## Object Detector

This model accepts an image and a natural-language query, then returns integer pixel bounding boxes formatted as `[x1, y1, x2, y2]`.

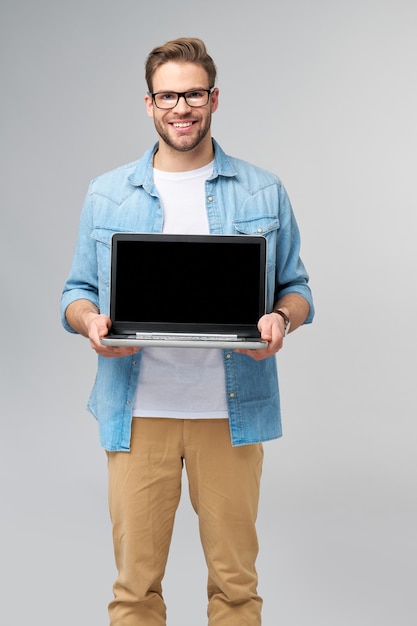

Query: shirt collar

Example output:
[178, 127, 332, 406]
[128, 138, 237, 190]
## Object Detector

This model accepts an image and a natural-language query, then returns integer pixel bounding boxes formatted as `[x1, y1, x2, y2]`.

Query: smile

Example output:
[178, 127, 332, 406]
[171, 122, 194, 128]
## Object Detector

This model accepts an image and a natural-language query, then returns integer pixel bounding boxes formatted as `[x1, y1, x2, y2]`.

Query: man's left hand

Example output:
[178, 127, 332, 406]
[234, 312, 286, 361]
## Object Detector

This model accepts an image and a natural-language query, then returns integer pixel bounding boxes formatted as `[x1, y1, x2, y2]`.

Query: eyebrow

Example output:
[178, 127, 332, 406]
[153, 86, 210, 93]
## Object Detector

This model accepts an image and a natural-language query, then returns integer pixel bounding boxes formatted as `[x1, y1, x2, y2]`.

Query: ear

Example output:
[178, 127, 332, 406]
[144, 93, 154, 118]
[210, 87, 219, 113]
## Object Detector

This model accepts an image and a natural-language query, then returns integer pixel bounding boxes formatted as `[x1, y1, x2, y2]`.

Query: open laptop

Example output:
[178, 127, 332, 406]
[100, 232, 268, 350]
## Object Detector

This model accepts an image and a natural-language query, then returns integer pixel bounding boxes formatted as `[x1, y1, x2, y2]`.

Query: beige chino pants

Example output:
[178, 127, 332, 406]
[107, 417, 264, 626]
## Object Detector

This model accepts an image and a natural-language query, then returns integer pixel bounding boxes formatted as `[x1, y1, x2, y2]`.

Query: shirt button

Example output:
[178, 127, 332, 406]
[127, 400, 131, 405]
[208, 196, 213, 202]
[226, 353, 231, 359]
[133, 361, 138, 366]
[229, 392, 235, 398]
[257, 227, 263, 233]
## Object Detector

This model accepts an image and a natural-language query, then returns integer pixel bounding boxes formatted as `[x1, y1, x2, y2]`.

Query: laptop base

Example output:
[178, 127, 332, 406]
[100, 335, 268, 350]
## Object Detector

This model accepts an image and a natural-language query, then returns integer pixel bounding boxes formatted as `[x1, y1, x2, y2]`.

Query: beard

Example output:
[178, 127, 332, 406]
[153, 113, 212, 153]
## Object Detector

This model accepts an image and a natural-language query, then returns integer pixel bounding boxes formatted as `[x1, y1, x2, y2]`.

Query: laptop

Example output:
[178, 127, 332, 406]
[100, 232, 268, 350]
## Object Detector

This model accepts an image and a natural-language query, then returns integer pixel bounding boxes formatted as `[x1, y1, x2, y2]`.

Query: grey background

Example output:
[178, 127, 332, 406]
[1, 0, 416, 624]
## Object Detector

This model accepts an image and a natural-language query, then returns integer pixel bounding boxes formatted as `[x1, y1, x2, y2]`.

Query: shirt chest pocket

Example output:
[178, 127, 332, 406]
[233, 216, 279, 236]
[91, 226, 130, 287]
[233, 216, 279, 272]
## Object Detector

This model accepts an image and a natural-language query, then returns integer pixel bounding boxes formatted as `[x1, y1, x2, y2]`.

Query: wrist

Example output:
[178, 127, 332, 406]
[81, 308, 99, 332]
[271, 309, 291, 336]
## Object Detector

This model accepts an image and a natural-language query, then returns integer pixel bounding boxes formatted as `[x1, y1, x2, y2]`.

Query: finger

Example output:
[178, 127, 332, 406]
[101, 346, 141, 358]
[234, 347, 269, 360]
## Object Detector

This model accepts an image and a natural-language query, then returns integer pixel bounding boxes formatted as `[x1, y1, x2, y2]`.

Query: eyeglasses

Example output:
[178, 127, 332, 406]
[148, 88, 214, 110]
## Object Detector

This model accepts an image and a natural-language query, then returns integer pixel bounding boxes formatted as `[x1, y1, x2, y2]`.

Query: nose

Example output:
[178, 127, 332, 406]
[174, 94, 191, 112]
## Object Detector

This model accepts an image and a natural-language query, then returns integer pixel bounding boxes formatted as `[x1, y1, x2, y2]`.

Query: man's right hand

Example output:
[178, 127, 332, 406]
[86, 312, 141, 358]
[65, 300, 141, 358]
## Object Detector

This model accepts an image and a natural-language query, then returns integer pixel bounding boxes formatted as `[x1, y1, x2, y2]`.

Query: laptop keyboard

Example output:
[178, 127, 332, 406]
[134, 333, 243, 342]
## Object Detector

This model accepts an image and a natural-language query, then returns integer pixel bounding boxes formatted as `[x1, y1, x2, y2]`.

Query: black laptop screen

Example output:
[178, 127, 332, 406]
[110, 234, 266, 327]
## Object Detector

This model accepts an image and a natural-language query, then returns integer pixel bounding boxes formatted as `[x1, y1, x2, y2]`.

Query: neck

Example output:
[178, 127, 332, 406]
[153, 136, 214, 172]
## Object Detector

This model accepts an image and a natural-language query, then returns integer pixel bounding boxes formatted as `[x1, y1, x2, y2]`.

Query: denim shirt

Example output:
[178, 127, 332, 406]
[61, 139, 314, 451]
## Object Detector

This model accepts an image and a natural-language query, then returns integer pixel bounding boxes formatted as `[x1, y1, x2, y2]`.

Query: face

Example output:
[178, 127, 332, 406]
[145, 61, 219, 154]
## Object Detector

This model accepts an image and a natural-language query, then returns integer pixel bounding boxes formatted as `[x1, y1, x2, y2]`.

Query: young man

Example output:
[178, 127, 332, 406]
[61, 37, 314, 626]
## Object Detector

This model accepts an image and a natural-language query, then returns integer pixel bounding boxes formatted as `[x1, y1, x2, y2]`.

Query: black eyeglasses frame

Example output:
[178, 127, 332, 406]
[147, 88, 214, 110]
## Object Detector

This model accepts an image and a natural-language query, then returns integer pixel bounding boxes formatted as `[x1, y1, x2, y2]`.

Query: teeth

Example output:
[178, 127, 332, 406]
[173, 122, 192, 128]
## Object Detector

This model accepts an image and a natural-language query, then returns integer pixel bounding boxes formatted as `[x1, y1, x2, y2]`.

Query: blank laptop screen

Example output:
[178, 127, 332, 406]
[111, 235, 266, 327]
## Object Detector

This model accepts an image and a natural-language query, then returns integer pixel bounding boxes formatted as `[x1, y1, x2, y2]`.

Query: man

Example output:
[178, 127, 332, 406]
[61, 37, 314, 626]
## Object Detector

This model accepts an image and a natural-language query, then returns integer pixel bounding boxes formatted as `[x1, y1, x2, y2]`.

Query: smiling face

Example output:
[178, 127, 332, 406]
[145, 61, 219, 170]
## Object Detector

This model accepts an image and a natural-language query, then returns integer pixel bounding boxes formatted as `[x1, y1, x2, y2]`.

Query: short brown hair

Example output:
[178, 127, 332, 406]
[145, 37, 217, 92]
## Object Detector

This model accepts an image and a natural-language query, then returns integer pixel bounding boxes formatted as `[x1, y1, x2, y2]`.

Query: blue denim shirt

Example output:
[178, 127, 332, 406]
[61, 140, 314, 451]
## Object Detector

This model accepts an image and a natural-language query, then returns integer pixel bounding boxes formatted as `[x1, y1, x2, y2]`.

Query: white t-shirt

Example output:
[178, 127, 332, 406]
[132, 162, 228, 419]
